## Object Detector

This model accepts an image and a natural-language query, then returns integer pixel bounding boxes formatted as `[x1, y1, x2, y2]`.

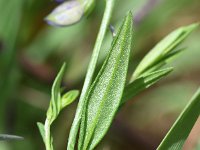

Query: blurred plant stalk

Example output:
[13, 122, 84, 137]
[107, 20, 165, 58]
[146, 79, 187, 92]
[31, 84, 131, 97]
[0, 0, 24, 133]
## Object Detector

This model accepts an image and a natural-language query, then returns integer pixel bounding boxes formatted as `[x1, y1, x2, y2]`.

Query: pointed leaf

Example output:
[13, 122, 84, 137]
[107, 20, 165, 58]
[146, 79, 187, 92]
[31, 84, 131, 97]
[47, 63, 66, 123]
[78, 12, 133, 150]
[67, 1, 117, 149]
[131, 23, 199, 80]
[121, 68, 173, 105]
[37, 122, 45, 143]
[157, 87, 200, 150]
[141, 48, 184, 76]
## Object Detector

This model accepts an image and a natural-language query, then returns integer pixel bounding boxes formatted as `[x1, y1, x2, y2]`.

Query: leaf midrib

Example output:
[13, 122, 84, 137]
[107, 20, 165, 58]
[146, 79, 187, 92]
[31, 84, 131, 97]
[83, 33, 128, 150]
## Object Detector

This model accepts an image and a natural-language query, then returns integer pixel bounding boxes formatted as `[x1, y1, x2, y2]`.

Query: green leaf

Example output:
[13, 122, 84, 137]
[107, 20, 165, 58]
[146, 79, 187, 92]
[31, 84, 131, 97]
[61, 90, 79, 109]
[37, 122, 45, 143]
[121, 68, 173, 105]
[0, 134, 24, 141]
[67, 0, 116, 149]
[38, 63, 77, 150]
[47, 63, 66, 123]
[131, 23, 199, 81]
[141, 48, 184, 76]
[78, 12, 133, 150]
[157, 87, 200, 150]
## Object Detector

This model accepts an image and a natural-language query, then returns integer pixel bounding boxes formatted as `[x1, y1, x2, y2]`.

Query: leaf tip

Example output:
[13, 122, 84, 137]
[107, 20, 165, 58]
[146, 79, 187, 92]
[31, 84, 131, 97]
[126, 11, 133, 25]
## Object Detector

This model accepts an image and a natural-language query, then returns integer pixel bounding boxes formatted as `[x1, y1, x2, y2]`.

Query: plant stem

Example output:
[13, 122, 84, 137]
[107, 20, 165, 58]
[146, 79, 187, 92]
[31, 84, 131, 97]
[67, 0, 116, 149]
[44, 119, 53, 150]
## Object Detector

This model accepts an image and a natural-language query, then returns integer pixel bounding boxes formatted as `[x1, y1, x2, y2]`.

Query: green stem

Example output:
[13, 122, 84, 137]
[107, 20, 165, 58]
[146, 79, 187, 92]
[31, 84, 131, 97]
[67, 0, 116, 149]
[44, 119, 53, 150]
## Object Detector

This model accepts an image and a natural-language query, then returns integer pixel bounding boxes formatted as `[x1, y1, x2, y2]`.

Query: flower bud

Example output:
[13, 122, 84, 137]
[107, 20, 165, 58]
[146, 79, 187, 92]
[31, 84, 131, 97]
[45, 0, 84, 27]
[55, 0, 65, 3]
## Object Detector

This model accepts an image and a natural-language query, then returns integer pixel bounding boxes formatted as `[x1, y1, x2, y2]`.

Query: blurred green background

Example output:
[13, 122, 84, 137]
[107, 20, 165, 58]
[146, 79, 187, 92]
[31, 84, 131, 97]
[0, 0, 200, 149]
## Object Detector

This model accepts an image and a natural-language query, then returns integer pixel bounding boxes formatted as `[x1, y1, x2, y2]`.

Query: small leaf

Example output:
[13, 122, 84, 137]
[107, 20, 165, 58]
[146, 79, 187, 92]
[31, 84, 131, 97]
[121, 68, 173, 105]
[61, 90, 79, 109]
[37, 122, 45, 143]
[131, 23, 199, 80]
[157, 87, 200, 150]
[45, 1, 84, 27]
[47, 63, 66, 123]
[0, 134, 24, 141]
[78, 12, 133, 150]
[141, 48, 185, 76]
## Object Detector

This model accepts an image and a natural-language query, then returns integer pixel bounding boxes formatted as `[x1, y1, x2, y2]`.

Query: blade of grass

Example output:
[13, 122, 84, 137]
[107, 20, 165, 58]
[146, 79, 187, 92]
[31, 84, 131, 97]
[157, 87, 200, 150]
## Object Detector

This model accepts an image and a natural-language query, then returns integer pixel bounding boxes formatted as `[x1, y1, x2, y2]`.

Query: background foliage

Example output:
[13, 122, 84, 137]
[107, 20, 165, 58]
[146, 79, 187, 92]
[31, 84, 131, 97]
[0, 0, 200, 149]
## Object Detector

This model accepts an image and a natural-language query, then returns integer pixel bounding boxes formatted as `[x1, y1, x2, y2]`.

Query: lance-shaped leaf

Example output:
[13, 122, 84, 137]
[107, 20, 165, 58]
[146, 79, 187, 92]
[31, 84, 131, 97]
[46, 63, 66, 123]
[37, 63, 79, 149]
[157, 87, 200, 150]
[78, 12, 133, 150]
[131, 23, 199, 81]
[140, 48, 184, 77]
[121, 67, 173, 105]
[46, 63, 79, 124]
[37, 122, 45, 143]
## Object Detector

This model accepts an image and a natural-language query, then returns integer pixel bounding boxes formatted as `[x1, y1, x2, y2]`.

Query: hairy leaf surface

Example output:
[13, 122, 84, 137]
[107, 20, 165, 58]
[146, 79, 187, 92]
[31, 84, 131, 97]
[78, 12, 133, 150]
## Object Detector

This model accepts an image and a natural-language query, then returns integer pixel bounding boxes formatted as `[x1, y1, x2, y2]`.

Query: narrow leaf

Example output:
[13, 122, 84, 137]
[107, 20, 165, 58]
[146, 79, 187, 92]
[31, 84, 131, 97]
[157, 87, 200, 150]
[47, 63, 66, 123]
[121, 68, 173, 105]
[78, 12, 133, 150]
[67, 0, 115, 148]
[131, 23, 199, 80]
[141, 48, 184, 76]
[61, 90, 79, 109]
[37, 122, 45, 143]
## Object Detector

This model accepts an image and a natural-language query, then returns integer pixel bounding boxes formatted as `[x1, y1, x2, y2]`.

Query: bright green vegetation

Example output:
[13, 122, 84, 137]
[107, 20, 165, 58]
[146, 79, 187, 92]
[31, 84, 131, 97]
[0, 0, 200, 150]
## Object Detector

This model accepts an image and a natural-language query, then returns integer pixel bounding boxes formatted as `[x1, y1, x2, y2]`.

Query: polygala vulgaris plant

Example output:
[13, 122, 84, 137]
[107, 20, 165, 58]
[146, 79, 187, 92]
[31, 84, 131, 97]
[37, 0, 200, 150]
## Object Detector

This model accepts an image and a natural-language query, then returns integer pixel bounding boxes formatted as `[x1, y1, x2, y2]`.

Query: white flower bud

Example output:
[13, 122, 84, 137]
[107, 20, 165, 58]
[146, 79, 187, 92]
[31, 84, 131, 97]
[45, 0, 84, 27]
